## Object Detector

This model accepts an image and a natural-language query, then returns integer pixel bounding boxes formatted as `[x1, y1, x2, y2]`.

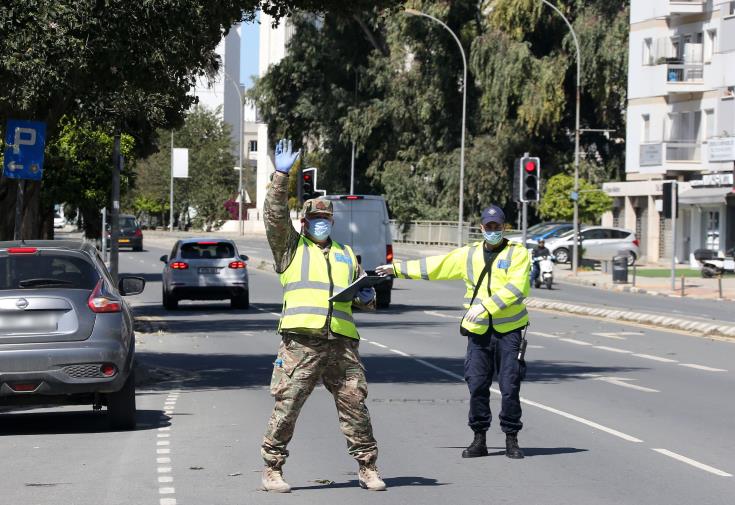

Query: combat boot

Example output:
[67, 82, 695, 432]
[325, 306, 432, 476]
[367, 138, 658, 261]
[505, 433, 525, 459]
[262, 466, 291, 493]
[461, 431, 488, 458]
[358, 462, 387, 491]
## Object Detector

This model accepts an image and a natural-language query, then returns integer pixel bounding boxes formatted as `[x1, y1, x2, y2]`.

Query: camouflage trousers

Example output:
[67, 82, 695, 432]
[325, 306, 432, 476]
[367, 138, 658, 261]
[261, 334, 378, 469]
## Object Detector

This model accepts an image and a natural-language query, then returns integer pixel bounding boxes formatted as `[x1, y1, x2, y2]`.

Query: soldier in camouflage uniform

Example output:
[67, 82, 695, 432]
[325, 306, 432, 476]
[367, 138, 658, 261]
[260, 139, 386, 493]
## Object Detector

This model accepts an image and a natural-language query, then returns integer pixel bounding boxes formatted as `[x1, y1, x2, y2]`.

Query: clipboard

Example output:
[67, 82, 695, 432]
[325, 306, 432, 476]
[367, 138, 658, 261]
[328, 276, 388, 303]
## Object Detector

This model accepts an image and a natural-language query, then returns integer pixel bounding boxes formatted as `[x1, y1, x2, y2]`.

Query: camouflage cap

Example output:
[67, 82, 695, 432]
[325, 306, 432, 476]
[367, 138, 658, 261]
[302, 198, 333, 217]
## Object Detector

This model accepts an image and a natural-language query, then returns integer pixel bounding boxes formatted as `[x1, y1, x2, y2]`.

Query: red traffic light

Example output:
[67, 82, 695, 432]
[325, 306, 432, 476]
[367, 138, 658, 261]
[304, 174, 312, 181]
[524, 160, 537, 172]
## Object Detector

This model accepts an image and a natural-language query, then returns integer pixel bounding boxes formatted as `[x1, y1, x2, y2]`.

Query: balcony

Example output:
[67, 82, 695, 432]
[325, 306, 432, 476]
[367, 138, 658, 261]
[669, 0, 706, 15]
[665, 62, 704, 93]
[639, 142, 702, 170]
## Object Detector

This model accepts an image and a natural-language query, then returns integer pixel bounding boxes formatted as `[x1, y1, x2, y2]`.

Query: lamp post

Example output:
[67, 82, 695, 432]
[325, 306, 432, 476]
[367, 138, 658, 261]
[223, 71, 245, 235]
[539, 0, 581, 274]
[404, 8, 467, 247]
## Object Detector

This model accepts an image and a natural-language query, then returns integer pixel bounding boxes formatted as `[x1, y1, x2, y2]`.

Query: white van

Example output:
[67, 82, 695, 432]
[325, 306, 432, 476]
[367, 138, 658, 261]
[324, 195, 394, 308]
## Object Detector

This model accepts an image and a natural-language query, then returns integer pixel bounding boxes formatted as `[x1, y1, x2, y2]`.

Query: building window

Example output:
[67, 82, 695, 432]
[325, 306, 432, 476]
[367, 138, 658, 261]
[642, 114, 651, 143]
[705, 109, 715, 139]
[730, 1, 735, 16]
[248, 140, 258, 153]
[643, 38, 654, 66]
[705, 29, 717, 62]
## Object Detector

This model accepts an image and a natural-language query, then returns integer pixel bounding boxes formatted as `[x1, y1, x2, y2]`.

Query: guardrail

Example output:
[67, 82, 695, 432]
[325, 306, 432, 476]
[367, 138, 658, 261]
[390, 220, 492, 246]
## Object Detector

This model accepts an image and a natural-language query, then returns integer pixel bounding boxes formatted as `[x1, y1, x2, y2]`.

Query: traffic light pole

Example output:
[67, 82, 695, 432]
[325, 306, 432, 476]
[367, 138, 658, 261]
[522, 202, 528, 248]
[671, 181, 677, 291]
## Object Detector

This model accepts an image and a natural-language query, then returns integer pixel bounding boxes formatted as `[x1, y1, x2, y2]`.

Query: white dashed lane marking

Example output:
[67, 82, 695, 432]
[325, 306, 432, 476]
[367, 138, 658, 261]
[633, 353, 678, 363]
[157, 389, 180, 505]
[653, 449, 733, 477]
[594, 346, 632, 354]
[679, 363, 727, 372]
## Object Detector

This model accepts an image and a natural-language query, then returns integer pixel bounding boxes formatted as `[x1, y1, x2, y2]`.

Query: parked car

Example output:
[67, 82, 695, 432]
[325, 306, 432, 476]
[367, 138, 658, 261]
[547, 226, 640, 265]
[325, 195, 393, 308]
[0, 240, 145, 429]
[506, 222, 573, 247]
[53, 212, 66, 229]
[160, 238, 249, 310]
[106, 214, 143, 251]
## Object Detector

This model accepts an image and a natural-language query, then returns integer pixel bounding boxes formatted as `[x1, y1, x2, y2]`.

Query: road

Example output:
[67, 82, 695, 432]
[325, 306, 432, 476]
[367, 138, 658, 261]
[1, 241, 734, 504]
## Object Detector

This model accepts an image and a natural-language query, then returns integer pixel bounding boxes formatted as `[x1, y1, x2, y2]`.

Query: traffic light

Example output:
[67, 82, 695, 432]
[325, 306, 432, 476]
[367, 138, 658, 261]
[518, 155, 540, 202]
[662, 181, 678, 219]
[301, 167, 316, 201]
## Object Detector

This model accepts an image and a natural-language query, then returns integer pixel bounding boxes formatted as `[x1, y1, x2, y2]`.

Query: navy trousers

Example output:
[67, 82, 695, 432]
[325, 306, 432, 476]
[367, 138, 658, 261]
[464, 327, 526, 434]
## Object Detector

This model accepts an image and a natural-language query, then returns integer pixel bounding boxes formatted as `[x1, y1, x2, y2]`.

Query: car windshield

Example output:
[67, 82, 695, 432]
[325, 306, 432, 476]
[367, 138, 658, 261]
[0, 253, 100, 290]
[180, 242, 235, 259]
[528, 223, 555, 234]
[120, 217, 138, 229]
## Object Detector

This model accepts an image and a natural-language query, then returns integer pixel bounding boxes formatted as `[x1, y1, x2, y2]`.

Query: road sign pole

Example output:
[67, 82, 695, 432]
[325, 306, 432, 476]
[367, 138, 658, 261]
[101, 208, 108, 263]
[671, 181, 677, 291]
[110, 133, 121, 283]
[169, 131, 175, 232]
[522, 201, 528, 248]
[13, 180, 24, 241]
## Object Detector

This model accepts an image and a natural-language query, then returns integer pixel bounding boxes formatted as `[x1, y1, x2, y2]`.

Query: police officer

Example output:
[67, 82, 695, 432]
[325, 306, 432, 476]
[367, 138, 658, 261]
[260, 139, 386, 493]
[530, 239, 551, 287]
[377, 205, 530, 459]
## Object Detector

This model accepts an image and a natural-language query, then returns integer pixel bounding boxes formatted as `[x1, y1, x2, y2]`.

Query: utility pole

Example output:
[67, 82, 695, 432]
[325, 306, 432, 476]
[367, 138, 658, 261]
[110, 133, 121, 283]
[169, 131, 175, 232]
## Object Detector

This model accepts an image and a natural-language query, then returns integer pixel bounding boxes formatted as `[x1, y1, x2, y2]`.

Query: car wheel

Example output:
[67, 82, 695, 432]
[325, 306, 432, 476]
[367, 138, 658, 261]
[626, 252, 637, 267]
[163, 288, 178, 310]
[545, 277, 553, 290]
[554, 248, 570, 264]
[133, 243, 143, 252]
[231, 290, 250, 309]
[108, 370, 136, 430]
[701, 265, 719, 278]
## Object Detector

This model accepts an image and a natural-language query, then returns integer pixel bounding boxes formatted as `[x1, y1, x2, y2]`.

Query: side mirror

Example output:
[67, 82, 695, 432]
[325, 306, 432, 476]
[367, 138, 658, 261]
[118, 276, 145, 296]
[240, 254, 249, 261]
[160, 255, 168, 263]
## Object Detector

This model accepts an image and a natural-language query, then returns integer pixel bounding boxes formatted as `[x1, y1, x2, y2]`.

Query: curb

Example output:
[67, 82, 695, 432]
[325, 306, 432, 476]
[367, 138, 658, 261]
[526, 298, 735, 339]
[556, 274, 735, 302]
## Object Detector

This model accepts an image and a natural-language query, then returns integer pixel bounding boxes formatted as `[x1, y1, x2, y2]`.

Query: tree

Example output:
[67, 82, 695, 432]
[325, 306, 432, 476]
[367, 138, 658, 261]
[0, 0, 401, 240]
[537, 173, 612, 224]
[127, 107, 239, 230]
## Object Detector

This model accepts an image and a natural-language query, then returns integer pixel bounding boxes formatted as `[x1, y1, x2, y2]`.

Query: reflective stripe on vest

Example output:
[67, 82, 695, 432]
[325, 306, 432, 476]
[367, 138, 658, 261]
[278, 237, 359, 339]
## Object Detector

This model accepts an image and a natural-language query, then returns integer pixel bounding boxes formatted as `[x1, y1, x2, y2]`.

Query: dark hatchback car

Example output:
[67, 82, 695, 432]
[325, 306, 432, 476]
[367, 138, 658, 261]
[0, 241, 145, 429]
[106, 214, 143, 251]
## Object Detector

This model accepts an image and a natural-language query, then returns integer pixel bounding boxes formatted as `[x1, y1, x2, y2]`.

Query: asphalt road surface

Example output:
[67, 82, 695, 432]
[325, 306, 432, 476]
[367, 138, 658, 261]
[1, 242, 734, 505]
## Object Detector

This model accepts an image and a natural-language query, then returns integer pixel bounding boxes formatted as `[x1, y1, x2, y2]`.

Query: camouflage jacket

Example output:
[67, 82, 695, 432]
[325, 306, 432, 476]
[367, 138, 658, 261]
[264, 172, 373, 339]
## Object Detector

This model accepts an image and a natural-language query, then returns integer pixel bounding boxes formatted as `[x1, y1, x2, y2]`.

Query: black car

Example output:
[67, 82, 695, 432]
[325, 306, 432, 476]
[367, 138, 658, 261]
[106, 214, 143, 251]
[0, 240, 145, 429]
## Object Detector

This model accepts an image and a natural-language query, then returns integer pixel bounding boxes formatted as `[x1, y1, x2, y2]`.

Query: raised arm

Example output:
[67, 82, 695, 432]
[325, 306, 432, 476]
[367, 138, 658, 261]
[388, 246, 469, 281]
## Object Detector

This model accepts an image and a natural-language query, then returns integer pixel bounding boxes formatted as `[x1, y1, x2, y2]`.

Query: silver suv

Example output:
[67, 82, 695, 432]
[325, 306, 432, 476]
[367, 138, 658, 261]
[0, 240, 145, 429]
[160, 238, 249, 310]
[547, 226, 640, 265]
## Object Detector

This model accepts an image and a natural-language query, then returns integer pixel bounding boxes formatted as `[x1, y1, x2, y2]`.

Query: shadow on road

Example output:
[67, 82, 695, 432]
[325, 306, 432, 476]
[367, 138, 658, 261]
[135, 351, 647, 392]
[291, 476, 448, 491]
[0, 409, 168, 436]
[121, 272, 162, 283]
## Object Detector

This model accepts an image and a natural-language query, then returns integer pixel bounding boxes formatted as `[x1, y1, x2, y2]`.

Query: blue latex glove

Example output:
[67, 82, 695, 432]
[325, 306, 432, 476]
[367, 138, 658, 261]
[275, 138, 301, 174]
[357, 286, 375, 304]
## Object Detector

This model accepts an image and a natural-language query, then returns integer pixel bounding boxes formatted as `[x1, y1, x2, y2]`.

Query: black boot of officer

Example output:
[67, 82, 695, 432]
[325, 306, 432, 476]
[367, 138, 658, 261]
[505, 433, 524, 459]
[462, 431, 488, 458]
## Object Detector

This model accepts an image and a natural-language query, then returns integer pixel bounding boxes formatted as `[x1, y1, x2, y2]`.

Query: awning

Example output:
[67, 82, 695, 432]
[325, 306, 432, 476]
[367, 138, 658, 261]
[678, 186, 733, 205]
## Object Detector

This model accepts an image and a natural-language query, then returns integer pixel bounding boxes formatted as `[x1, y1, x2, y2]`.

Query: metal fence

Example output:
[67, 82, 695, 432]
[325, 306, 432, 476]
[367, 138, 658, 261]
[389, 220, 485, 246]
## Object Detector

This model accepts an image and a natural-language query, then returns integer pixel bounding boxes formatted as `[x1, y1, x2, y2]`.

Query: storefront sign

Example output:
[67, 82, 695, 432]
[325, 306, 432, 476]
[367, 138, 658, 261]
[640, 143, 663, 166]
[708, 137, 735, 162]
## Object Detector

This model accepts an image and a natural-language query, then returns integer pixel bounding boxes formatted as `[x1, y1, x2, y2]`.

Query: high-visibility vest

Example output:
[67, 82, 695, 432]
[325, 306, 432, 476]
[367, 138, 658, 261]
[278, 236, 360, 339]
[393, 241, 530, 334]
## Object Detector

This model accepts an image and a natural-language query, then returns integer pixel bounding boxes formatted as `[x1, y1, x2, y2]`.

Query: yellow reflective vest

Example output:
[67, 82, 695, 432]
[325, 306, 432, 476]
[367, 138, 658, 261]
[278, 236, 360, 339]
[393, 241, 530, 334]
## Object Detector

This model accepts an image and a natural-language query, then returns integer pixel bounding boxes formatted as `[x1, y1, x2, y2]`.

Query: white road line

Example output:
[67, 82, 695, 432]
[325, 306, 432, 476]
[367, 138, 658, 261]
[157, 448, 170, 454]
[157, 433, 170, 438]
[158, 467, 172, 473]
[157, 440, 170, 446]
[527, 344, 545, 349]
[424, 310, 461, 320]
[595, 377, 659, 393]
[559, 338, 593, 346]
[528, 331, 560, 339]
[369, 341, 388, 349]
[368, 339, 643, 444]
[679, 363, 727, 372]
[160, 499, 177, 505]
[633, 353, 678, 363]
[157, 457, 171, 464]
[158, 476, 174, 483]
[159, 487, 176, 494]
[652, 448, 732, 477]
[593, 332, 643, 340]
[594, 346, 633, 354]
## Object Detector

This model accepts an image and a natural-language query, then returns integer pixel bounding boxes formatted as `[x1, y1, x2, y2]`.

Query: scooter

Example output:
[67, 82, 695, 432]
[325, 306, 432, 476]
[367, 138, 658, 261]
[533, 255, 555, 289]
[695, 248, 735, 278]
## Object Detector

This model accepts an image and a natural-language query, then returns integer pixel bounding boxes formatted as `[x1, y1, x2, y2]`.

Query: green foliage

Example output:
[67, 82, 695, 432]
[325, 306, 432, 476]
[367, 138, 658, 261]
[537, 173, 612, 223]
[250, 1, 630, 226]
[128, 107, 238, 230]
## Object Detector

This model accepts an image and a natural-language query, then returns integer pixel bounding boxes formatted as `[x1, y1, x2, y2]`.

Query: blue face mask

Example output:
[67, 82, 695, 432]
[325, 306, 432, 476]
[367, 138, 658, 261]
[483, 230, 504, 245]
[307, 218, 332, 241]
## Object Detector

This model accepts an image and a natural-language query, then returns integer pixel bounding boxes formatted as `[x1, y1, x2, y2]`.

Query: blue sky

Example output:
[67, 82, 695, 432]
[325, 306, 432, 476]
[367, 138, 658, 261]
[240, 16, 260, 89]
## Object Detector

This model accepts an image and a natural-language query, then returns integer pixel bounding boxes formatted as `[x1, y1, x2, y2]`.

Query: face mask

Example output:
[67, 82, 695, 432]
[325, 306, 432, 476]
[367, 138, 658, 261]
[483, 230, 504, 245]
[307, 218, 332, 241]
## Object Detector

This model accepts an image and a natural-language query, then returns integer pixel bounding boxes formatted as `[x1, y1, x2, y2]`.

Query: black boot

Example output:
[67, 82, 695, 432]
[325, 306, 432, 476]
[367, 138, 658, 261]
[505, 433, 524, 459]
[462, 432, 488, 458]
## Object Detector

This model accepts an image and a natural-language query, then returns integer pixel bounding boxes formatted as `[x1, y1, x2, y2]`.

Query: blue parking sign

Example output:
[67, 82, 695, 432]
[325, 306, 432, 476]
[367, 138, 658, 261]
[3, 120, 47, 181]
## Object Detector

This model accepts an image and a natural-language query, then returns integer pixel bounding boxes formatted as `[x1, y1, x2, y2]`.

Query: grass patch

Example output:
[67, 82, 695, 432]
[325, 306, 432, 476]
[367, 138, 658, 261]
[634, 268, 702, 278]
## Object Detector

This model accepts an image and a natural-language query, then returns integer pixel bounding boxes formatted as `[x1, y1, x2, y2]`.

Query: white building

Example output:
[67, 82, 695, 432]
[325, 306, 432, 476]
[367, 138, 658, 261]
[193, 24, 243, 161]
[603, 1, 735, 263]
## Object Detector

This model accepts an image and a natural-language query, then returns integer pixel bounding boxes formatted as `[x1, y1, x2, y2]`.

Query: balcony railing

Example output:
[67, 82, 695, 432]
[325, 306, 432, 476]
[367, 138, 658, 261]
[669, 0, 706, 14]
[666, 63, 703, 83]
[640, 141, 701, 166]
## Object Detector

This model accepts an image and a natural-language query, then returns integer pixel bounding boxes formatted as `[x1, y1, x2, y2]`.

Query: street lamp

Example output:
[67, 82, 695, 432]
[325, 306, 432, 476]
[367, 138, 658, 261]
[223, 70, 245, 236]
[404, 8, 467, 248]
[539, 0, 581, 275]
